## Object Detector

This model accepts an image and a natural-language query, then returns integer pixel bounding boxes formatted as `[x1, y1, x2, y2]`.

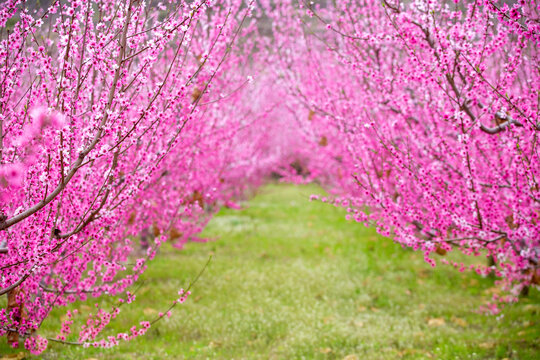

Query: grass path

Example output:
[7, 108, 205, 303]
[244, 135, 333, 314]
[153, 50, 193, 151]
[1, 184, 539, 359]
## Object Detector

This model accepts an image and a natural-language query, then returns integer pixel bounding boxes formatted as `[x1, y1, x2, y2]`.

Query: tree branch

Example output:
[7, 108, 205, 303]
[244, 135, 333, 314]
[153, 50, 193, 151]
[480, 112, 524, 134]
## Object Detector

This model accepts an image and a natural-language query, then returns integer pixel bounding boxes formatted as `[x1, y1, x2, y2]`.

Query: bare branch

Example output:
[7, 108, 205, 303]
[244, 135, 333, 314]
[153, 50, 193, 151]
[480, 112, 524, 134]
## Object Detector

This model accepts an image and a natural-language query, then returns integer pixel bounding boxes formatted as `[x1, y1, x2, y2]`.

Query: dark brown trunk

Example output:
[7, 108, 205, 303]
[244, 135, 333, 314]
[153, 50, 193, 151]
[7, 287, 21, 347]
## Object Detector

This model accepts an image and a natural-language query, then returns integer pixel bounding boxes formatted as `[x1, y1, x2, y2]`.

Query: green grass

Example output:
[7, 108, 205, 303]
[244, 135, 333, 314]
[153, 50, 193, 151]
[1, 184, 539, 359]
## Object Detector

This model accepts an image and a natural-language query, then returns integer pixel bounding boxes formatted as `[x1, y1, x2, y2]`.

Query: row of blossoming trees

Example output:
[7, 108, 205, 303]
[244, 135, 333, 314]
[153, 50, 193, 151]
[0, 0, 301, 352]
[261, 0, 539, 306]
[1, 0, 538, 354]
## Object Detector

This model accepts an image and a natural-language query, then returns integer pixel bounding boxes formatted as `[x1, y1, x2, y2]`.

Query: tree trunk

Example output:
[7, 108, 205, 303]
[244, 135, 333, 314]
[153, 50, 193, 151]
[7, 287, 21, 347]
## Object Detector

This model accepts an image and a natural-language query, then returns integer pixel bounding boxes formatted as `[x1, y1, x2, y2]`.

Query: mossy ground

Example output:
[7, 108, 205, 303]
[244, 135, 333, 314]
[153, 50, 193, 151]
[1, 184, 539, 359]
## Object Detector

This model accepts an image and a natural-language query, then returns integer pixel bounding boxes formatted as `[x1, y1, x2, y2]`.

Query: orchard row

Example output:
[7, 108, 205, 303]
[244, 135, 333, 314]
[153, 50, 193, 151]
[0, 0, 537, 353]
